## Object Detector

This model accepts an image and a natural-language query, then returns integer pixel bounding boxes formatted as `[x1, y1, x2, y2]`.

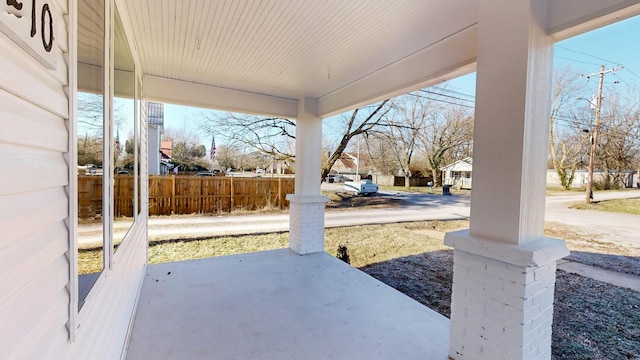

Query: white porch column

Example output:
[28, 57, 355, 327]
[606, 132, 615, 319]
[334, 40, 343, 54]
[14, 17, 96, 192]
[286, 98, 328, 254]
[444, 1, 569, 359]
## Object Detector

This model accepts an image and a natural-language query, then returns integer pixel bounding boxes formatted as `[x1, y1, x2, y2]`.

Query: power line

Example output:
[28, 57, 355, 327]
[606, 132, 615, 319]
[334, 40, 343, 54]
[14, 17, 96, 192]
[556, 44, 640, 87]
[556, 45, 621, 67]
[552, 116, 634, 139]
[555, 54, 602, 66]
[625, 67, 640, 81]
[406, 92, 475, 109]
[612, 72, 640, 89]
[430, 86, 476, 100]
[418, 89, 475, 104]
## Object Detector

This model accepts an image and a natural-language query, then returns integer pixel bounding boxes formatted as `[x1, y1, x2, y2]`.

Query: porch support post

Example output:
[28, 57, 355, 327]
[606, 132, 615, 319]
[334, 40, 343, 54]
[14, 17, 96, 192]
[444, 1, 569, 359]
[286, 98, 328, 254]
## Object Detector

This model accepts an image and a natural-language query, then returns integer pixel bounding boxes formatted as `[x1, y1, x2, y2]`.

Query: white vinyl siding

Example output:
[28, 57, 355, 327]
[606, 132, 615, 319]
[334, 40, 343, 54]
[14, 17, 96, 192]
[1, 0, 155, 357]
[0, 0, 71, 357]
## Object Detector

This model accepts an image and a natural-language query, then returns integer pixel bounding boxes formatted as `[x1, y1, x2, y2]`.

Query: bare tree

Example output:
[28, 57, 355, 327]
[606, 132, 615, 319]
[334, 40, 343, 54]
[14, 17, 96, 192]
[363, 135, 398, 175]
[162, 128, 209, 169]
[200, 112, 296, 164]
[596, 91, 640, 189]
[549, 67, 592, 190]
[374, 92, 433, 187]
[201, 101, 393, 181]
[418, 103, 474, 186]
[321, 100, 393, 180]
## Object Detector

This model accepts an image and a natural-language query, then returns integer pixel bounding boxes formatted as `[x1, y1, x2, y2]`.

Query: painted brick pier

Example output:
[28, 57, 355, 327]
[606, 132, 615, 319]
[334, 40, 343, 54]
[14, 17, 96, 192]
[445, 230, 569, 359]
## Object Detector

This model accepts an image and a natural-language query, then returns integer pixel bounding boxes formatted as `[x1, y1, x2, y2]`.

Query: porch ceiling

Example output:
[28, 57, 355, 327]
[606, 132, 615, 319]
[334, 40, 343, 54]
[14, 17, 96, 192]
[118, 0, 640, 118]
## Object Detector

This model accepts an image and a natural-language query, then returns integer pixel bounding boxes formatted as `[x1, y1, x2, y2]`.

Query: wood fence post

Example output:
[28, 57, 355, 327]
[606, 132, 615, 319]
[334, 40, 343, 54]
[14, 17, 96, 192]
[278, 177, 282, 209]
[230, 176, 234, 212]
[171, 175, 176, 214]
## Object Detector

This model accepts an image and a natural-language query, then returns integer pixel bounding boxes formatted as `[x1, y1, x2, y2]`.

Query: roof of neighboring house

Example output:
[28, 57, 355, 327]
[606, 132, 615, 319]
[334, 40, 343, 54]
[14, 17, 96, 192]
[337, 156, 357, 171]
[331, 152, 372, 172]
[148, 102, 165, 126]
[160, 141, 172, 158]
[440, 157, 473, 172]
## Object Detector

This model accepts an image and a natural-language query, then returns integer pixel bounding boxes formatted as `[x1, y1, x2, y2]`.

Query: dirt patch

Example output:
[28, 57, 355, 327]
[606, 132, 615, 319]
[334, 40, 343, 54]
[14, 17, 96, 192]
[325, 192, 404, 209]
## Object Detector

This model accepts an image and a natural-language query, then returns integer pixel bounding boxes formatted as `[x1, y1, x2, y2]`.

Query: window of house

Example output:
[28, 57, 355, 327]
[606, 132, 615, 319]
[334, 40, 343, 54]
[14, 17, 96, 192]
[75, 0, 140, 310]
[77, 0, 106, 309]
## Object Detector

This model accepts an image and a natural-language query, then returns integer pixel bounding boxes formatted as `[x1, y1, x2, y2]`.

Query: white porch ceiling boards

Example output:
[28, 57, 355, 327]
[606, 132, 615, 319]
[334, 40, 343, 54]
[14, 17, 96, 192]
[119, 0, 640, 118]
[123, 0, 478, 117]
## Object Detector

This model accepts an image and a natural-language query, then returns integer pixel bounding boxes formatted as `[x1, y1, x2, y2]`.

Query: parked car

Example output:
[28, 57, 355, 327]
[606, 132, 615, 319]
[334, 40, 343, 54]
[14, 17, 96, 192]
[195, 172, 214, 176]
[334, 175, 350, 183]
[344, 179, 378, 195]
[325, 174, 350, 183]
[116, 170, 130, 175]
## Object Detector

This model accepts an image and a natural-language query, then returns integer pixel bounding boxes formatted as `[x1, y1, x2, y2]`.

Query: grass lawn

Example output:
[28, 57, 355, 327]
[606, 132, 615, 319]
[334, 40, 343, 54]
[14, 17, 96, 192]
[569, 197, 640, 215]
[141, 220, 467, 268]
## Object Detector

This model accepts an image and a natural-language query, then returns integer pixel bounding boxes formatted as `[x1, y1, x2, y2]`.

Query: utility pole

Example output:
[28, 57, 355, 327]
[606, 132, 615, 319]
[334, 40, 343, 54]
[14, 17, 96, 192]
[582, 65, 623, 204]
[356, 138, 360, 181]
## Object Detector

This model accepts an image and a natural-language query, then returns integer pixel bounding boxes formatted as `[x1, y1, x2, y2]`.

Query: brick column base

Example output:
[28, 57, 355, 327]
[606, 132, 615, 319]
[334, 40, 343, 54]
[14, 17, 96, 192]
[286, 194, 329, 255]
[445, 230, 569, 360]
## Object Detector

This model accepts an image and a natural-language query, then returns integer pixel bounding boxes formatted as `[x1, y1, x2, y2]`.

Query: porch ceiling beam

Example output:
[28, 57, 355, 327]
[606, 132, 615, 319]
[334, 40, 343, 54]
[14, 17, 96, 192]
[316, 25, 477, 118]
[142, 75, 298, 119]
[547, 0, 640, 41]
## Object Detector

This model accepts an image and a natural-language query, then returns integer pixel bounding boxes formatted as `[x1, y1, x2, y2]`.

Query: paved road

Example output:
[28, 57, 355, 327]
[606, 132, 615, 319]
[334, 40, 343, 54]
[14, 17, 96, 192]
[79, 187, 640, 248]
[545, 190, 640, 250]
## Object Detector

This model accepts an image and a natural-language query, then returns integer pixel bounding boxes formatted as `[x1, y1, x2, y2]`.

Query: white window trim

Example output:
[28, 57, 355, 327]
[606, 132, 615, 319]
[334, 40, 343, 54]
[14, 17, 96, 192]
[68, 0, 114, 341]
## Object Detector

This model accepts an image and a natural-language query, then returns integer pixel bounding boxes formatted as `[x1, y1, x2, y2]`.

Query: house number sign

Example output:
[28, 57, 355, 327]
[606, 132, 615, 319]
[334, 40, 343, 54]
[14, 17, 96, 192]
[0, 0, 56, 70]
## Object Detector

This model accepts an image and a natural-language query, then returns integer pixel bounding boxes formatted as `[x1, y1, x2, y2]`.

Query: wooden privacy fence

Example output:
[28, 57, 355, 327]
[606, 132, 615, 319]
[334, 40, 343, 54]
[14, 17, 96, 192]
[148, 176, 294, 216]
[78, 175, 137, 218]
[78, 175, 103, 219]
[78, 175, 295, 218]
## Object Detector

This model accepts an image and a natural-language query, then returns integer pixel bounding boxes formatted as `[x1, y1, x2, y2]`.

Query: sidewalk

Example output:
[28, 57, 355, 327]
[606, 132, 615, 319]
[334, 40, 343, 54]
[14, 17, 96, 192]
[557, 259, 640, 292]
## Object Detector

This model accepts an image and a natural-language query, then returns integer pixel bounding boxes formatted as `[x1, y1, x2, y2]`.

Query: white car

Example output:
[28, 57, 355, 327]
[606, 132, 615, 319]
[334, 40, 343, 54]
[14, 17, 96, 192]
[344, 179, 378, 195]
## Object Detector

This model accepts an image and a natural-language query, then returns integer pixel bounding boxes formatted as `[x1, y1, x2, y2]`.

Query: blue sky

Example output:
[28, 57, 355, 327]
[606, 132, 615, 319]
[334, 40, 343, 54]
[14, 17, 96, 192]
[447, 15, 640, 101]
[163, 14, 640, 150]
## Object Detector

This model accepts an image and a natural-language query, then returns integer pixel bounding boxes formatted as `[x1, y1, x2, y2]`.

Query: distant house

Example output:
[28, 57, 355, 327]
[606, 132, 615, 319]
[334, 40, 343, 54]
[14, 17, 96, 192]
[448, 157, 637, 190]
[148, 102, 165, 175]
[440, 157, 473, 189]
[329, 152, 371, 179]
[159, 141, 173, 175]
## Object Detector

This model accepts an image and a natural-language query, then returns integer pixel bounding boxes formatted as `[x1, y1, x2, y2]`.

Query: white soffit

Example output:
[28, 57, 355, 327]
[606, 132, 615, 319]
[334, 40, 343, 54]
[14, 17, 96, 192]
[122, 0, 478, 116]
[119, 0, 640, 117]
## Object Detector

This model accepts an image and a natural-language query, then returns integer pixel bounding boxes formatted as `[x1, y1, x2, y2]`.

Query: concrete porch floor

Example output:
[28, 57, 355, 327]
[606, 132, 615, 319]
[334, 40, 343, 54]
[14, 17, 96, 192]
[126, 249, 450, 359]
